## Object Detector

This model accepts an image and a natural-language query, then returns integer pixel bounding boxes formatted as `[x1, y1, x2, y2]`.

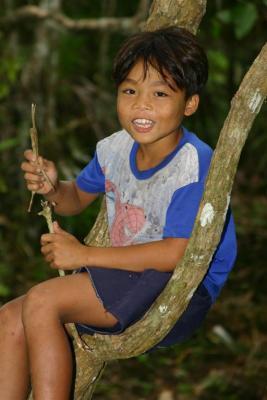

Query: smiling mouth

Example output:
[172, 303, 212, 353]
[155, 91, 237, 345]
[132, 118, 155, 130]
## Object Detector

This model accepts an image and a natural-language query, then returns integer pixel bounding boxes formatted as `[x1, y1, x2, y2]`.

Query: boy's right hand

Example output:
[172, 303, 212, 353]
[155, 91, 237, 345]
[21, 149, 58, 196]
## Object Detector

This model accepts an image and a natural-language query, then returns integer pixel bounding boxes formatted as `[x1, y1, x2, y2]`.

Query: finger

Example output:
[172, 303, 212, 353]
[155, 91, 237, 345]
[43, 253, 59, 269]
[24, 172, 44, 183]
[21, 161, 39, 174]
[24, 149, 36, 162]
[41, 243, 53, 255]
[50, 259, 62, 270]
[53, 221, 67, 234]
[42, 158, 54, 172]
[37, 156, 44, 168]
[27, 182, 45, 192]
[37, 156, 52, 170]
[25, 178, 45, 192]
[44, 252, 54, 263]
[41, 161, 57, 185]
[41, 233, 56, 244]
[50, 262, 59, 270]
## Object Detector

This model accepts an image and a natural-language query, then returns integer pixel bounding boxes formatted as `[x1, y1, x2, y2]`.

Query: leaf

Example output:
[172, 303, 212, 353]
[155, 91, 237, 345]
[0, 178, 7, 193]
[263, 0, 267, 6]
[0, 138, 19, 152]
[210, 19, 222, 39]
[0, 283, 10, 297]
[217, 3, 259, 39]
[217, 9, 232, 24]
[207, 50, 229, 85]
[208, 50, 229, 70]
[233, 3, 258, 39]
[0, 84, 9, 99]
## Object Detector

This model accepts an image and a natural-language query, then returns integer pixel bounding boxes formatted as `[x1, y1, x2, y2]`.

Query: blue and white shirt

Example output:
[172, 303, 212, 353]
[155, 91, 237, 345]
[76, 127, 237, 302]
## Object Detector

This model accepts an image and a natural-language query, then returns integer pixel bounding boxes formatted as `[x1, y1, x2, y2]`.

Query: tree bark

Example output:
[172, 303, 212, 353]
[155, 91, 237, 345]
[24, 0, 267, 399]
[145, 0, 207, 33]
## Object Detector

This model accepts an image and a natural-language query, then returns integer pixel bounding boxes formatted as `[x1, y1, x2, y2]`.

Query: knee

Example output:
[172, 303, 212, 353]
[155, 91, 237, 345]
[0, 300, 25, 344]
[22, 284, 55, 326]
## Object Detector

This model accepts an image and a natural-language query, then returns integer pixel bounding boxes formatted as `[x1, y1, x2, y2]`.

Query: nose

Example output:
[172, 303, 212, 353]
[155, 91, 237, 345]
[132, 93, 152, 111]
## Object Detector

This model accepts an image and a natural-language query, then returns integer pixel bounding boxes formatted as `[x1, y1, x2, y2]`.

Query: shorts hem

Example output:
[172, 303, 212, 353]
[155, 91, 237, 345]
[75, 266, 124, 335]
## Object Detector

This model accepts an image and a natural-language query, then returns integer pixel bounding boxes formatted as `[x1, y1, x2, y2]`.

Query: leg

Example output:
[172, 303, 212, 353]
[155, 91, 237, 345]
[0, 296, 31, 400]
[22, 272, 118, 400]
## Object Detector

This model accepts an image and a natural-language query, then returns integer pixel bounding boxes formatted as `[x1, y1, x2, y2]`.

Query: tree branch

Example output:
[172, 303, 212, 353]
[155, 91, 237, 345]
[0, 4, 148, 32]
[66, 42, 267, 396]
[80, 42, 267, 358]
[145, 0, 207, 33]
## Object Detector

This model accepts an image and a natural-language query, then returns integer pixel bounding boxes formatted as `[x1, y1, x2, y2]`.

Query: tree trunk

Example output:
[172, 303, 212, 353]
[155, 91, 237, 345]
[26, 0, 267, 398]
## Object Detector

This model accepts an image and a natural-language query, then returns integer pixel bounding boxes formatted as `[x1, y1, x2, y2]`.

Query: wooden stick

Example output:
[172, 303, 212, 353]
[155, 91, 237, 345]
[27, 104, 56, 212]
[27, 104, 38, 212]
[38, 200, 64, 277]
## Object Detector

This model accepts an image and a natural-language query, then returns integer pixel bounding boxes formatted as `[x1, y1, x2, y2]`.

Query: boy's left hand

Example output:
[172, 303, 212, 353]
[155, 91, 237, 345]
[40, 221, 86, 270]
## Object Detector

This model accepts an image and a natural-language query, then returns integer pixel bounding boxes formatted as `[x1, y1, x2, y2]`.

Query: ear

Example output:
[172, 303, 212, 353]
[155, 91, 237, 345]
[184, 94, 199, 117]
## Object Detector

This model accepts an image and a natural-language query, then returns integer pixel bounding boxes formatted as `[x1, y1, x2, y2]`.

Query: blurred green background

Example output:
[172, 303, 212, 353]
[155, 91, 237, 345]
[0, 1, 267, 399]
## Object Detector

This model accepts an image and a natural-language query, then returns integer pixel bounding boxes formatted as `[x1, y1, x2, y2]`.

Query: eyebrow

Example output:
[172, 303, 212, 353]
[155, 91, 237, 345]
[123, 78, 170, 87]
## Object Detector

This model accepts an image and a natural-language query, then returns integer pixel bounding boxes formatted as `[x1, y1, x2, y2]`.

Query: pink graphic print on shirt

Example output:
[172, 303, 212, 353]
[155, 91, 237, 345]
[105, 179, 145, 246]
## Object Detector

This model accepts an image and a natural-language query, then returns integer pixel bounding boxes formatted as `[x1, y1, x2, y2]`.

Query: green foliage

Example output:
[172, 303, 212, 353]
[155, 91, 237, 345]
[217, 2, 258, 39]
[0, 259, 11, 297]
[0, 55, 22, 99]
[207, 50, 229, 84]
[0, 283, 10, 297]
[0, 138, 19, 151]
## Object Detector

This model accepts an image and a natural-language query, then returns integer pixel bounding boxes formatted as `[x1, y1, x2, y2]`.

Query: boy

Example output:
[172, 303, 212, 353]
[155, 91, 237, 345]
[0, 27, 237, 399]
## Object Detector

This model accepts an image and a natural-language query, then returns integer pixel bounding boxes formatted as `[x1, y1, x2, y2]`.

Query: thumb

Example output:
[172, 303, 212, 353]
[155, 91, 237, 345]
[53, 221, 66, 234]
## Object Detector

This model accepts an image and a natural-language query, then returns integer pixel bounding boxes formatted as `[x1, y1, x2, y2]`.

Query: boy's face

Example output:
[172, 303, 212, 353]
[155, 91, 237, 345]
[117, 60, 199, 153]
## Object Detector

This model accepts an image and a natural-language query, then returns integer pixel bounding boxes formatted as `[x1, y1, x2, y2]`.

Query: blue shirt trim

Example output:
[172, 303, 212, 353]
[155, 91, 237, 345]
[129, 127, 190, 180]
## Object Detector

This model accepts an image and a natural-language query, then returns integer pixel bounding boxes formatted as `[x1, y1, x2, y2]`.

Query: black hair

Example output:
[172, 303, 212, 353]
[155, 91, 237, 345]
[113, 26, 208, 99]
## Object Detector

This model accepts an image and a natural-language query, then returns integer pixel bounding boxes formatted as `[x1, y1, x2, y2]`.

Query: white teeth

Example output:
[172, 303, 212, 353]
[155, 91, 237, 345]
[133, 118, 154, 127]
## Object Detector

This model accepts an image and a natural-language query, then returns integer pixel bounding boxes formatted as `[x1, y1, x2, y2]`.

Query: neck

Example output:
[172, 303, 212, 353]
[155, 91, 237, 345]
[137, 128, 182, 171]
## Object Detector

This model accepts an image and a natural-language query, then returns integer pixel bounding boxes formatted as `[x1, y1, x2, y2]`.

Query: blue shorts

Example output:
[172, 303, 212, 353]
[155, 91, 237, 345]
[75, 267, 212, 350]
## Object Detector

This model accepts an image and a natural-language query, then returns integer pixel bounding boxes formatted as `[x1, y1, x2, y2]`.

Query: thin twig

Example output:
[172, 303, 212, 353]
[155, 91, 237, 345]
[27, 104, 56, 212]
[27, 104, 37, 212]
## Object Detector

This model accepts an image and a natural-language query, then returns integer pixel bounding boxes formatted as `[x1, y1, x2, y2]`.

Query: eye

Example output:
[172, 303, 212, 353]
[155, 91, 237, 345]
[155, 91, 168, 97]
[122, 88, 135, 95]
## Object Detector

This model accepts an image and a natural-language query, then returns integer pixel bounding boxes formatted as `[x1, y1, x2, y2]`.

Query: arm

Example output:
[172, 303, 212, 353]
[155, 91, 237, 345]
[80, 237, 188, 272]
[41, 223, 188, 273]
[45, 181, 99, 216]
[21, 149, 99, 216]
